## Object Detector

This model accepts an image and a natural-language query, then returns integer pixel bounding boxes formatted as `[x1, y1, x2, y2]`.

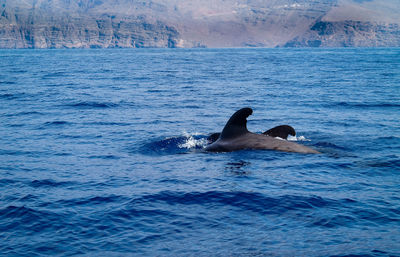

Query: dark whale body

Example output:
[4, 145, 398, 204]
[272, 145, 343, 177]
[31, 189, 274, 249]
[263, 125, 296, 139]
[207, 124, 296, 144]
[205, 108, 320, 154]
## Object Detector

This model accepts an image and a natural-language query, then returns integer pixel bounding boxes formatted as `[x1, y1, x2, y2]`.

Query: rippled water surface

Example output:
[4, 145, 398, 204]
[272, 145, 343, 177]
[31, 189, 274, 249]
[1, 48, 400, 256]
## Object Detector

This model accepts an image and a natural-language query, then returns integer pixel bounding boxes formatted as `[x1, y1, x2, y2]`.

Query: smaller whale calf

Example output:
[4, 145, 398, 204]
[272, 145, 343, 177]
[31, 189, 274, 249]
[263, 125, 296, 139]
[205, 108, 320, 154]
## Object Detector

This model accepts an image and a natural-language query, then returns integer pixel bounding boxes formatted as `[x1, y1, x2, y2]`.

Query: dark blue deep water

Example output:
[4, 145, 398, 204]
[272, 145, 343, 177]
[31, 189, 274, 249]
[1, 48, 399, 256]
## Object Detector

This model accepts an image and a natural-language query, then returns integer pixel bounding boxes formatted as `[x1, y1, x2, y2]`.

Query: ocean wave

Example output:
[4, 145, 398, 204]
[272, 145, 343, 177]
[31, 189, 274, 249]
[364, 158, 400, 168]
[0, 205, 42, 221]
[127, 191, 400, 228]
[0, 205, 64, 232]
[19, 194, 39, 202]
[84, 121, 132, 126]
[328, 102, 400, 109]
[0, 81, 16, 85]
[108, 208, 173, 220]
[0, 92, 27, 100]
[311, 214, 357, 228]
[42, 121, 72, 127]
[41, 71, 68, 79]
[62, 101, 119, 109]
[130, 191, 335, 214]
[355, 156, 400, 171]
[0, 149, 46, 157]
[313, 142, 348, 150]
[140, 133, 208, 155]
[4, 111, 44, 117]
[0, 179, 21, 186]
[55, 195, 129, 207]
[329, 249, 390, 257]
[87, 155, 120, 160]
[29, 179, 75, 188]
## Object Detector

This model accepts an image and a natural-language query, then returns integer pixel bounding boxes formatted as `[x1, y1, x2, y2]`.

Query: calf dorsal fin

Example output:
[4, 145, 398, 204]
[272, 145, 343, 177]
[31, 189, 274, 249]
[263, 125, 296, 139]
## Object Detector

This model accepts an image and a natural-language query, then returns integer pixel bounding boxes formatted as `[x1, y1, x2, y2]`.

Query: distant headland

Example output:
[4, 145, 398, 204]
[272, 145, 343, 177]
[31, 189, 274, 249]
[1, 0, 400, 48]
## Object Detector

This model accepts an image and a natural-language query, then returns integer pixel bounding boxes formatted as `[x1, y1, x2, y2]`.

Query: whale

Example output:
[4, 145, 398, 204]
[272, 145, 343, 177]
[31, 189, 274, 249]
[205, 108, 320, 154]
[207, 124, 296, 144]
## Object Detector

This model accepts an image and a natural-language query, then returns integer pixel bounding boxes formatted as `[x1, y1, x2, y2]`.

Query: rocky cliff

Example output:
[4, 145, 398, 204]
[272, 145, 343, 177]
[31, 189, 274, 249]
[1, 0, 399, 48]
[283, 20, 400, 47]
[283, 0, 400, 47]
[0, 0, 179, 48]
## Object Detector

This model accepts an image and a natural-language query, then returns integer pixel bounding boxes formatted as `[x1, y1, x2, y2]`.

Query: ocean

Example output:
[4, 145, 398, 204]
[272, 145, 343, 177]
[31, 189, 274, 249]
[0, 48, 399, 256]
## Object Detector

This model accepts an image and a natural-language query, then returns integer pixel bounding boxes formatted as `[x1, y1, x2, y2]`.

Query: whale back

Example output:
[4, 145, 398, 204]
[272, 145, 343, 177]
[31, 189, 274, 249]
[208, 125, 296, 143]
[263, 125, 296, 139]
[205, 107, 320, 154]
[219, 107, 252, 140]
[208, 132, 319, 153]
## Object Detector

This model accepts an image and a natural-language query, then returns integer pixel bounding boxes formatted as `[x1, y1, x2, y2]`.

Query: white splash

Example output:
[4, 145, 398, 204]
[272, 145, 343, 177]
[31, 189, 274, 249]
[182, 131, 203, 137]
[287, 135, 311, 142]
[178, 132, 208, 149]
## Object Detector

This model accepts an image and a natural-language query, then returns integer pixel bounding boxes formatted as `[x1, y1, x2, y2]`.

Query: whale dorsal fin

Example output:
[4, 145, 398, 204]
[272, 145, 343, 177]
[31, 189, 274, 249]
[263, 125, 296, 139]
[220, 108, 253, 140]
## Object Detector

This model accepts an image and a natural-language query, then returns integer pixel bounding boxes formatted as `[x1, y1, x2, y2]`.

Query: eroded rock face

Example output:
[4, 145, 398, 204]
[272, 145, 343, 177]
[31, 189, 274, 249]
[0, 0, 399, 48]
[283, 20, 400, 47]
[0, 1, 179, 48]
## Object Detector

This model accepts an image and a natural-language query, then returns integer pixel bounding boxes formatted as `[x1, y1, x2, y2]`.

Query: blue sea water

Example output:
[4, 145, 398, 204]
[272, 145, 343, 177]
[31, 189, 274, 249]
[0, 48, 399, 256]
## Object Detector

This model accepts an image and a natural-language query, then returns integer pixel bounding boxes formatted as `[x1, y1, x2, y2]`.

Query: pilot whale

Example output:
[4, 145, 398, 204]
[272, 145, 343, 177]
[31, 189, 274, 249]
[207, 124, 296, 144]
[205, 108, 320, 154]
